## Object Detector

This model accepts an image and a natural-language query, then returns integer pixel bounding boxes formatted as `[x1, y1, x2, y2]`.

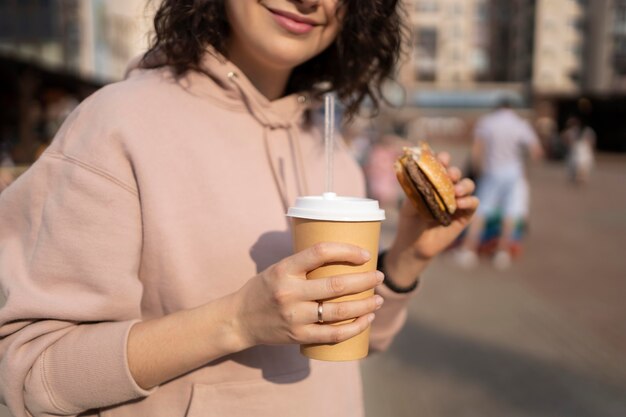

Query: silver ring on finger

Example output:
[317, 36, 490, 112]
[317, 301, 324, 324]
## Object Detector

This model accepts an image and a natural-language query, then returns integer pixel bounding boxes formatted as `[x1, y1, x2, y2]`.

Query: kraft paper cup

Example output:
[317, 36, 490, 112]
[287, 192, 385, 361]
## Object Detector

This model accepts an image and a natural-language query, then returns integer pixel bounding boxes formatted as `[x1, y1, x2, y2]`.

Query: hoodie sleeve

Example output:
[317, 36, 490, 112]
[0, 124, 153, 415]
[370, 284, 415, 352]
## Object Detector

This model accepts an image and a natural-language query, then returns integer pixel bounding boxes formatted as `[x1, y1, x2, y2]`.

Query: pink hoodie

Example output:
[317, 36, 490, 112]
[0, 52, 413, 417]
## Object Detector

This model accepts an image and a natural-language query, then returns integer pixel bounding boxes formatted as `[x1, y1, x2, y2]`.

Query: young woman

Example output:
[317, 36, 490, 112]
[0, 1, 478, 416]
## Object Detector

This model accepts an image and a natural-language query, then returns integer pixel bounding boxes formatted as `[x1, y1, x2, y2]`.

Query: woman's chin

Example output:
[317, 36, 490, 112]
[256, 45, 320, 71]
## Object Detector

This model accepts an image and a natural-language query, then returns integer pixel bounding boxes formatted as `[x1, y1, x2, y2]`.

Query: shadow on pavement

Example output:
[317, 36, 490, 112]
[386, 316, 626, 416]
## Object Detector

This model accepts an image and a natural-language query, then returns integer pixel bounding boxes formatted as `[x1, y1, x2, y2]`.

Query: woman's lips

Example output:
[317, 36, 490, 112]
[268, 9, 317, 34]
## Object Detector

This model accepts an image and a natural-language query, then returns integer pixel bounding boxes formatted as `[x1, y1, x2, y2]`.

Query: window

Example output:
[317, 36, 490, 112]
[614, 35, 626, 74]
[569, 69, 582, 82]
[0, 1, 59, 40]
[414, 27, 438, 80]
[475, 1, 488, 21]
[569, 17, 585, 31]
[415, 1, 438, 13]
[615, 4, 626, 34]
[416, 27, 438, 56]
[472, 49, 489, 73]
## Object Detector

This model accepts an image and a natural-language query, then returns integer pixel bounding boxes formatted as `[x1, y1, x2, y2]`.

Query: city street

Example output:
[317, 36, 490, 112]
[1, 152, 625, 417]
[2, 0, 626, 416]
[362, 150, 626, 417]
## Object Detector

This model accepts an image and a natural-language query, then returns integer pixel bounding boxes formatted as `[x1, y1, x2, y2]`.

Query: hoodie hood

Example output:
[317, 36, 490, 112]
[126, 49, 313, 210]
[126, 49, 312, 130]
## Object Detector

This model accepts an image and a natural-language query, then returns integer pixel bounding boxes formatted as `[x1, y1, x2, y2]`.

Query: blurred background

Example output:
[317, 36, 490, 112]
[0, 1, 625, 416]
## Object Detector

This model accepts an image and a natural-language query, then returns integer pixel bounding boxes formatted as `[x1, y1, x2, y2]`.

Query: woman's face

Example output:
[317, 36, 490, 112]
[225, 0, 344, 71]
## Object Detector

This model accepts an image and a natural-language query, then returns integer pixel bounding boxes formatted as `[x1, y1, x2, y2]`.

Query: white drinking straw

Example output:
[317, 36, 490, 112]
[324, 94, 335, 194]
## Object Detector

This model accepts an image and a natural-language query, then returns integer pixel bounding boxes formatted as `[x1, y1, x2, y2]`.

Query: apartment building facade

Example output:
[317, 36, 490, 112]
[402, 0, 626, 95]
[0, 0, 152, 82]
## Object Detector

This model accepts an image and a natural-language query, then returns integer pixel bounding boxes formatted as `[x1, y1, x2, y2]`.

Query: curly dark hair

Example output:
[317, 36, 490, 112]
[142, 0, 406, 118]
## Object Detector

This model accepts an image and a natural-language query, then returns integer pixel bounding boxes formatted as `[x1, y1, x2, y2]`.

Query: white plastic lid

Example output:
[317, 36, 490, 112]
[287, 193, 385, 222]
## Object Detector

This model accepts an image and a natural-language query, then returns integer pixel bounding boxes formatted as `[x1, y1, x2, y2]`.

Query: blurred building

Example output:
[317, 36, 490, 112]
[392, 0, 626, 151]
[0, 0, 153, 82]
[488, 0, 536, 84]
[534, 0, 626, 152]
[0, 0, 154, 164]
[403, 0, 491, 86]
[396, 0, 531, 144]
[532, 0, 626, 95]
[583, 0, 626, 94]
[532, 0, 585, 94]
[401, 0, 626, 95]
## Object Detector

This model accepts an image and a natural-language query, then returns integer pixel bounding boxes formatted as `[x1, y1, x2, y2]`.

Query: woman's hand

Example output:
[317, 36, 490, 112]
[128, 243, 383, 390]
[385, 152, 479, 286]
[232, 243, 384, 349]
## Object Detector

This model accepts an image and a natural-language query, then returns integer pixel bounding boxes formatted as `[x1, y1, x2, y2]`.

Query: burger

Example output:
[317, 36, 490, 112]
[394, 142, 457, 226]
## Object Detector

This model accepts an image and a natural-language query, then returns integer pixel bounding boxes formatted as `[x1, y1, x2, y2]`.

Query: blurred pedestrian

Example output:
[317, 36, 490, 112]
[0, 1, 478, 417]
[456, 98, 543, 269]
[536, 114, 565, 160]
[341, 119, 372, 166]
[34, 92, 79, 160]
[0, 138, 14, 193]
[562, 116, 596, 185]
[364, 134, 403, 210]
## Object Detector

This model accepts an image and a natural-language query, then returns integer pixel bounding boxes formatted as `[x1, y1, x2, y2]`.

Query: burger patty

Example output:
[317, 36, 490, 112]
[404, 160, 452, 226]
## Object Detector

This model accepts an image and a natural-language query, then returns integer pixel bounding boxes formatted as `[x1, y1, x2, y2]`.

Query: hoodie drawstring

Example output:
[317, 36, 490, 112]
[262, 125, 310, 214]
[262, 126, 288, 213]
[289, 125, 310, 198]
[228, 72, 310, 210]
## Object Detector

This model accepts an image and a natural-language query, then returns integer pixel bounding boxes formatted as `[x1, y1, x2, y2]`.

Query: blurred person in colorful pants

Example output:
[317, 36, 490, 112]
[456, 99, 543, 269]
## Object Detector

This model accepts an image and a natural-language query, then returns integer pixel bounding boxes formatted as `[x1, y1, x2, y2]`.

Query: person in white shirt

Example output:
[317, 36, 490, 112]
[456, 99, 543, 269]
[562, 116, 596, 184]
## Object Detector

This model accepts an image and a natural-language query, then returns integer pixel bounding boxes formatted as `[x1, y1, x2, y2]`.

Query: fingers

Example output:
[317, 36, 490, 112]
[437, 153, 472, 194]
[456, 195, 480, 211]
[301, 313, 376, 345]
[436, 151, 451, 167]
[453, 178, 479, 211]
[440, 155, 471, 194]
[302, 270, 383, 301]
[454, 178, 475, 197]
[448, 167, 477, 211]
[447, 166, 462, 183]
[312, 295, 383, 324]
[282, 242, 371, 276]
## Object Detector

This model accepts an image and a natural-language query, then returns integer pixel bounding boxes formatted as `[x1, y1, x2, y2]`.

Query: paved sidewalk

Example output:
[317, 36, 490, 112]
[362, 152, 626, 417]
[362, 259, 626, 417]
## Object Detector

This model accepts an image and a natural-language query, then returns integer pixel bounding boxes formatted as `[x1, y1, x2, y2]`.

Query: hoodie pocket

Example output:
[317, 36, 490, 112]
[185, 371, 313, 417]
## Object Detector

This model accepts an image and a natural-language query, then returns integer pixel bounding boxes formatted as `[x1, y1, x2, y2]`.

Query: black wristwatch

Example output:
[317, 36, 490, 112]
[377, 251, 419, 294]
